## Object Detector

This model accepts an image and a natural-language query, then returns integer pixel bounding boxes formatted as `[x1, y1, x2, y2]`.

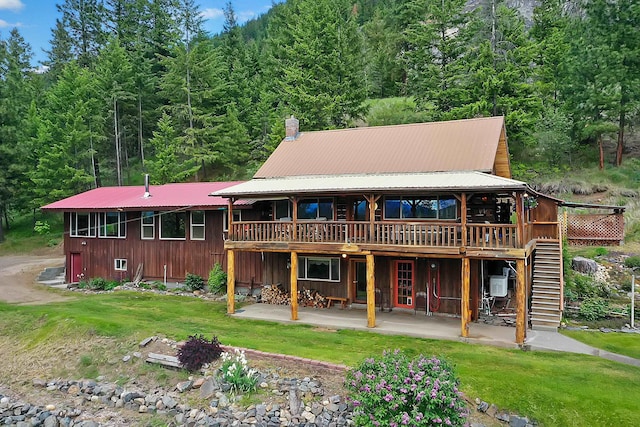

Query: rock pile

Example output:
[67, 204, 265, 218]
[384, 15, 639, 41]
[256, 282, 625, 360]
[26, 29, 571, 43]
[1, 371, 354, 426]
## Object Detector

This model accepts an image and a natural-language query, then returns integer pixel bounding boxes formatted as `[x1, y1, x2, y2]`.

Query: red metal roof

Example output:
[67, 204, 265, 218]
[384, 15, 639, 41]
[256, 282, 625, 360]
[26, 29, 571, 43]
[255, 116, 506, 178]
[41, 182, 252, 211]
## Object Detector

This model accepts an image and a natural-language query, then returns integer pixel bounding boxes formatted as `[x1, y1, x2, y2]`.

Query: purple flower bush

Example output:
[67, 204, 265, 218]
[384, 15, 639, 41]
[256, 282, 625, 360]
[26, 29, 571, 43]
[345, 350, 469, 426]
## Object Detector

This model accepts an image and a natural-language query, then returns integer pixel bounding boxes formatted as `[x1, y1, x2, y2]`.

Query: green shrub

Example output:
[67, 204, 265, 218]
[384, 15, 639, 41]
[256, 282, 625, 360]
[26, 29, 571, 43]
[33, 220, 50, 235]
[624, 256, 640, 269]
[345, 350, 468, 427]
[565, 273, 599, 299]
[219, 349, 259, 394]
[579, 297, 609, 322]
[184, 273, 205, 292]
[81, 277, 119, 291]
[177, 334, 222, 372]
[208, 263, 227, 294]
[153, 282, 167, 291]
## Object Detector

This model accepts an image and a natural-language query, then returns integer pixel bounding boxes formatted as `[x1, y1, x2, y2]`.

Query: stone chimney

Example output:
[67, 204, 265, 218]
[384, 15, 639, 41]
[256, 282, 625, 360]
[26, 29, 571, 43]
[285, 115, 299, 140]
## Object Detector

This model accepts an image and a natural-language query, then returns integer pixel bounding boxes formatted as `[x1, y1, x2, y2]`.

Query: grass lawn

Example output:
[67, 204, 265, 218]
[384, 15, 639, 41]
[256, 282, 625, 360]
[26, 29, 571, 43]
[561, 329, 640, 360]
[1, 292, 639, 426]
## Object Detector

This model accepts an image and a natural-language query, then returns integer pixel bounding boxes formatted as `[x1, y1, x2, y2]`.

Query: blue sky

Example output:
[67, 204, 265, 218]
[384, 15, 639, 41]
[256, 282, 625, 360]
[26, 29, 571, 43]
[0, 0, 280, 66]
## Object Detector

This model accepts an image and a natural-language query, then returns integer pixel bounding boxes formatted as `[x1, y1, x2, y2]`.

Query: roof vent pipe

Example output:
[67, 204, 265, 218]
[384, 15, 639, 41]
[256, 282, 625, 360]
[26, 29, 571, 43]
[143, 174, 151, 198]
[285, 115, 299, 140]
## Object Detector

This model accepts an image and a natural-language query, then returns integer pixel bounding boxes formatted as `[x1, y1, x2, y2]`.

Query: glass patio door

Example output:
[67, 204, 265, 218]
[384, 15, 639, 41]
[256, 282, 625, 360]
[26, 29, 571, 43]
[394, 260, 415, 308]
[352, 259, 367, 303]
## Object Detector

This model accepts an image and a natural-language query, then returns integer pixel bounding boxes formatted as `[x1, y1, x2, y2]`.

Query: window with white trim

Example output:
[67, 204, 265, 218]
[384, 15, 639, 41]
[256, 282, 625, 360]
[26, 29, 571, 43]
[298, 256, 340, 282]
[98, 212, 126, 238]
[223, 210, 242, 232]
[114, 258, 127, 271]
[160, 211, 186, 239]
[70, 212, 96, 237]
[190, 210, 205, 240]
[383, 196, 457, 220]
[141, 211, 155, 240]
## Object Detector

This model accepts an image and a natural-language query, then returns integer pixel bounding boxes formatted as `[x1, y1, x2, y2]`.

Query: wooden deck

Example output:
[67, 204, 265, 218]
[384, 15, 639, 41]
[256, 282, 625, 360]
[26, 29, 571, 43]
[227, 221, 523, 255]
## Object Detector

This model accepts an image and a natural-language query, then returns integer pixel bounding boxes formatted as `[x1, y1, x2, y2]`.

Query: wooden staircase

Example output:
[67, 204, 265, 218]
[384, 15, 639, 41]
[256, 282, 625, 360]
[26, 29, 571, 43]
[530, 240, 563, 330]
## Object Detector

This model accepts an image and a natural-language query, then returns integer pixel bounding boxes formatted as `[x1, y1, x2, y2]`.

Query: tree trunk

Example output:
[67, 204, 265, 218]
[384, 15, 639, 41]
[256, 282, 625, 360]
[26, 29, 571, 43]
[114, 97, 122, 186]
[94, 157, 102, 187]
[616, 111, 625, 167]
[138, 93, 145, 168]
[0, 206, 4, 243]
[3, 207, 8, 232]
[598, 134, 604, 170]
[90, 133, 98, 188]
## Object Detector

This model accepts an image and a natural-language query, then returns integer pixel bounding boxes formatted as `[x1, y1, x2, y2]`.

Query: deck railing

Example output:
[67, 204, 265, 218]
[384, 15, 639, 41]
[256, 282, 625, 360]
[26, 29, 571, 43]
[231, 221, 523, 249]
[466, 223, 518, 248]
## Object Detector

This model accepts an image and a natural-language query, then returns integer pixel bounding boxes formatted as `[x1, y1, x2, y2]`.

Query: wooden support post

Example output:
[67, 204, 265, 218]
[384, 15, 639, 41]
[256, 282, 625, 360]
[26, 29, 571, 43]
[368, 194, 376, 242]
[461, 193, 467, 247]
[366, 254, 375, 328]
[291, 197, 298, 241]
[461, 257, 470, 338]
[515, 192, 524, 247]
[227, 249, 235, 314]
[515, 258, 526, 345]
[290, 251, 298, 321]
[227, 198, 234, 238]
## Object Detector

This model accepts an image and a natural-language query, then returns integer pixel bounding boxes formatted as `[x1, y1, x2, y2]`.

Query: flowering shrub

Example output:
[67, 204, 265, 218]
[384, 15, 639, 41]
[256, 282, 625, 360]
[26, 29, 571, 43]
[345, 350, 468, 426]
[177, 334, 222, 372]
[220, 349, 259, 393]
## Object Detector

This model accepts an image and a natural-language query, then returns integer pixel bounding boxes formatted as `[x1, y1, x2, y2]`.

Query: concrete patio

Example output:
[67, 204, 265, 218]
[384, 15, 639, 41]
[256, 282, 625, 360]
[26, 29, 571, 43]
[231, 302, 640, 367]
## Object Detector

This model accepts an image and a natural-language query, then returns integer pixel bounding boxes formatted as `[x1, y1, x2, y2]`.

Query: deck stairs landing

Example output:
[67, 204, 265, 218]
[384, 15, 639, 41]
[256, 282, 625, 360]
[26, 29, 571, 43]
[530, 240, 563, 330]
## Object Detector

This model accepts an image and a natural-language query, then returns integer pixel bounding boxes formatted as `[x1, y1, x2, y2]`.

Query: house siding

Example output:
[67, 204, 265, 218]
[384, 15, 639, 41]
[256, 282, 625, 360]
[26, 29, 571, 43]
[64, 210, 262, 286]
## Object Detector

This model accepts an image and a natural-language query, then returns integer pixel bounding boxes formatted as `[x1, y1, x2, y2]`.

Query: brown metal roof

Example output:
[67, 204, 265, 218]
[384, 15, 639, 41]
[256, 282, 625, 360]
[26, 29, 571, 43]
[255, 116, 507, 178]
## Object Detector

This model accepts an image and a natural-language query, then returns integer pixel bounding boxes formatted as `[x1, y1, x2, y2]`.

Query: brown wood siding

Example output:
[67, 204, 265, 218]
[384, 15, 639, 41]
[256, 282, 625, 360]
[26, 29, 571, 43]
[531, 198, 558, 223]
[493, 126, 512, 178]
[261, 253, 465, 314]
[63, 210, 262, 285]
[262, 253, 350, 298]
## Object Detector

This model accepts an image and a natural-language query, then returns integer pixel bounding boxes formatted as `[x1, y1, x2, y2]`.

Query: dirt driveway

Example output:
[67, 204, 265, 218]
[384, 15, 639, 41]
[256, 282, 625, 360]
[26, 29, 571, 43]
[0, 250, 69, 304]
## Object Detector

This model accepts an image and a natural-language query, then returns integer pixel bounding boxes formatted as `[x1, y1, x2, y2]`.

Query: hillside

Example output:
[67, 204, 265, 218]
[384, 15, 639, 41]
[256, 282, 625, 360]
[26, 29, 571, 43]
[0, 0, 638, 244]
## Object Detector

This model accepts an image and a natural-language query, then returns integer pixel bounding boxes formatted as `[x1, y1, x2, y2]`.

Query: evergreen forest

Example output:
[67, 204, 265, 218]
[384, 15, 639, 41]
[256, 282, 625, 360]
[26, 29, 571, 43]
[1, 0, 639, 239]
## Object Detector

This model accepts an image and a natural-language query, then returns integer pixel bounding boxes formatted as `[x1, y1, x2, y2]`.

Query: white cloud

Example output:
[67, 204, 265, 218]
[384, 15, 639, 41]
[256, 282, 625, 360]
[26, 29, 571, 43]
[0, 18, 22, 28]
[237, 10, 257, 23]
[200, 8, 224, 20]
[0, 0, 24, 12]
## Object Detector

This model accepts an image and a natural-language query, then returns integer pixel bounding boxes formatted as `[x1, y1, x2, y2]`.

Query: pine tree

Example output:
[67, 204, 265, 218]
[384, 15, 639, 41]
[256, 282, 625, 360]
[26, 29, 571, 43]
[44, 19, 74, 80]
[159, 37, 228, 180]
[463, 0, 541, 156]
[403, 0, 472, 119]
[573, 0, 640, 166]
[145, 112, 200, 184]
[57, 0, 107, 68]
[95, 37, 136, 185]
[30, 63, 104, 205]
[266, 0, 367, 130]
[0, 28, 34, 237]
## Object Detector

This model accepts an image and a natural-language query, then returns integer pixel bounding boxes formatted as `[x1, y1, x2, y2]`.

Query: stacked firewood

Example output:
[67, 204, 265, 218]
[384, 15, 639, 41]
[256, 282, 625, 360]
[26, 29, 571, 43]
[298, 288, 328, 308]
[261, 284, 290, 305]
[260, 285, 329, 308]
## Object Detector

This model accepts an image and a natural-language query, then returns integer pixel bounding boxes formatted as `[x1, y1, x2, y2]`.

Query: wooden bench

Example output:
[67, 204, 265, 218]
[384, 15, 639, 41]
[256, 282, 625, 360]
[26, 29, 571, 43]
[326, 296, 348, 309]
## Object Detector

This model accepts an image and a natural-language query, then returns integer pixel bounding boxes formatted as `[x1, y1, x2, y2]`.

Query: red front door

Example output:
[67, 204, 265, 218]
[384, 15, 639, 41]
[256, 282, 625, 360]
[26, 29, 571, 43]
[70, 253, 83, 282]
[394, 260, 415, 308]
